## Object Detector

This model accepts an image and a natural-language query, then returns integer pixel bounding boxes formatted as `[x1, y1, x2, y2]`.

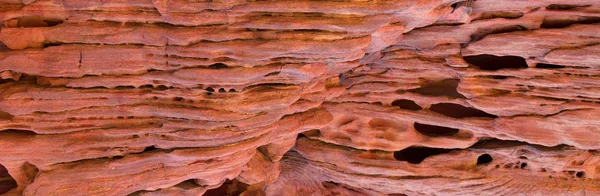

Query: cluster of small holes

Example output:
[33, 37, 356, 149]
[565, 171, 586, 178]
[501, 160, 528, 169]
[205, 87, 236, 95]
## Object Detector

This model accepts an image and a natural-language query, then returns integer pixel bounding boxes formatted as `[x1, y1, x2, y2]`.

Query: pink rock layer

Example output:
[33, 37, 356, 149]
[0, 0, 599, 195]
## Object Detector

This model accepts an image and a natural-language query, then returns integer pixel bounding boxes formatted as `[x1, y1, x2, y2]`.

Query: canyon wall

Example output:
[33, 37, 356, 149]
[0, 0, 599, 195]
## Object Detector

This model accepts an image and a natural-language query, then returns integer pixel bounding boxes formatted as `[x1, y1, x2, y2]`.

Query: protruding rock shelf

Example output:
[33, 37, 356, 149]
[0, 0, 599, 195]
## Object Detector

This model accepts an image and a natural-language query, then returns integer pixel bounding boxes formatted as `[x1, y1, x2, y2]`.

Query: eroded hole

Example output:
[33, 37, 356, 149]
[393, 147, 454, 164]
[142, 146, 158, 153]
[576, 171, 585, 178]
[22, 162, 38, 184]
[203, 179, 248, 196]
[391, 99, 422, 111]
[155, 85, 169, 91]
[4, 16, 63, 27]
[409, 79, 466, 98]
[0, 163, 17, 194]
[414, 122, 459, 137]
[173, 97, 184, 102]
[464, 54, 528, 70]
[208, 63, 228, 69]
[429, 103, 497, 118]
[477, 154, 493, 165]
[536, 63, 566, 69]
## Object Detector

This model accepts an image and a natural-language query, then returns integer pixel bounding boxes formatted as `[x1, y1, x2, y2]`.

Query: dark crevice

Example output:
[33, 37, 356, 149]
[391, 99, 422, 111]
[322, 181, 339, 188]
[0, 129, 37, 136]
[142, 146, 158, 153]
[208, 63, 228, 69]
[450, 2, 459, 13]
[0, 163, 17, 194]
[463, 54, 528, 70]
[78, 51, 82, 68]
[203, 179, 248, 196]
[470, 25, 526, 43]
[470, 138, 573, 151]
[114, 85, 136, 90]
[265, 71, 280, 77]
[408, 79, 466, 99]
[43, 41, 64, 48]
[536, 63, 566, 69]
[477, 154, 493, 165]
[414, 122, 459, 137]
[429, 103, 497, 118]
[488, 75, 509, 79]
[540, 16, 600, 29]
[394, 147, 455, 164]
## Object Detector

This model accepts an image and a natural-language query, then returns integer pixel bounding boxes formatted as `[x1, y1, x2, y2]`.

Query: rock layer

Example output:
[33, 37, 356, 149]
[0, 0, 599, 195]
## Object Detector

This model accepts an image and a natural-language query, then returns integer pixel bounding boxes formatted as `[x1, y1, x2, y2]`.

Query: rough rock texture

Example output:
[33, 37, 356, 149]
[0, 0, 600, 195]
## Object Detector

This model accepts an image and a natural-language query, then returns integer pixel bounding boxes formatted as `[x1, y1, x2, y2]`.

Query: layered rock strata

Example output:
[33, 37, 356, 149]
[0, 0, 599, 195]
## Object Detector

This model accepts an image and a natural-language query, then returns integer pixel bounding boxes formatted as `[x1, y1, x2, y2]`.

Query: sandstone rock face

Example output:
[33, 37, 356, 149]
[0, 0, 599, 195]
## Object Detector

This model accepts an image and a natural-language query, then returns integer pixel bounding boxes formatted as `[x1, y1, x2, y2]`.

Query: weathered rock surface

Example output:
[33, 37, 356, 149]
[0, 0, 599, 195]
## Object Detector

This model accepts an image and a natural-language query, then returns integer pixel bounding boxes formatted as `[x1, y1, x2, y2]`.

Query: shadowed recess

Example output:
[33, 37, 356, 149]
[208, 63, 229, 69]
[429, 103, 497, 118]
[127, 179, 203, 196]
[0, 110, 13, 120]
[546, 4, 590, 10]
[535, 63, 566, 69]
[0, 129, 37, 137]
[0, 164, 17, 194]
[470, 25, 526, 42]
[4, 16, 63, 27]
[414, 122, 459, 137]
[394, 147, 454, 164]
[463, 54, 528, 70]
[203, 179, 248, 196]
[540, 16, 600, 29]
[408, 79, 466, 98]
[392, 99, 422, 111]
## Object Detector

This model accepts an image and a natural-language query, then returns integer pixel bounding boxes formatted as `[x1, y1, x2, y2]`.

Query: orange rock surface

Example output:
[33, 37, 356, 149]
[0, 0, 599, 195]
